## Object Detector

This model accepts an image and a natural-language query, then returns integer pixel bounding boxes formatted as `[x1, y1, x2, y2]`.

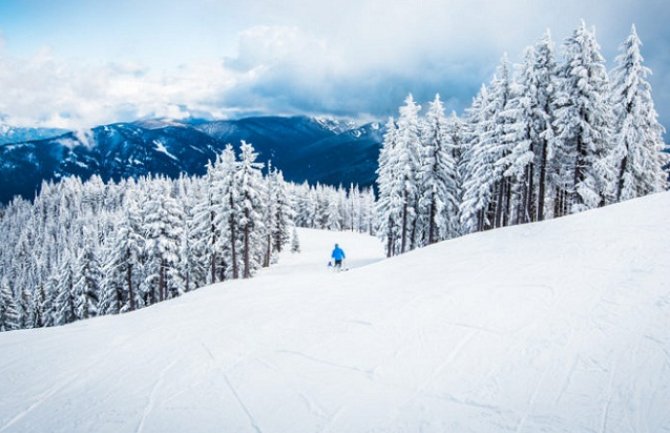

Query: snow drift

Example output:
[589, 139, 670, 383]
[1, 193, 669, 433]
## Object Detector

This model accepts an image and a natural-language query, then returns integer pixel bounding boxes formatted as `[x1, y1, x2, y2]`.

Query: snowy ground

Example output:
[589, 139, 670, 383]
[1, 193, 670, 433]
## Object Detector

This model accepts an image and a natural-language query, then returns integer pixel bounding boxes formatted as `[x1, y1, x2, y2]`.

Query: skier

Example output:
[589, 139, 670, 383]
[331, 243, 346, 270]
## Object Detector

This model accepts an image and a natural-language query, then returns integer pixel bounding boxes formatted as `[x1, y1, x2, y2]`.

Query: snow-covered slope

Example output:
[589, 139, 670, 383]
[1, 193, 670, 433]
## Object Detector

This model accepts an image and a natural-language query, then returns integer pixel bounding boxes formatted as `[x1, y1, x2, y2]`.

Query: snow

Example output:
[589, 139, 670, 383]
[70, 159, 89, 169]
[313, 116, 358, 134]
[153, 140, 178, 161]
[2, 193, 670, 433]
[73, 129, 95, 150]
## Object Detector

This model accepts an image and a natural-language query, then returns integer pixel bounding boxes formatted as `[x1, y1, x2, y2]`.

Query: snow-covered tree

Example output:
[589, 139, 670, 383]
[325, 189, 343, 231]
[376, 117, 401, 256]
[291, 227, 301, 253]
[271, 170, 293, 253]
[73, 231, 102, 320]
[143, 180, 184, 302]
[499, 48, 541, 225]
[0, 279, 20, 332]
[610, 24, 669, 201]
[460, 84, 491, 234]
[236, 141, 266, 278]
[418, 94, 459, 244]
[211, 145, 241, 279]
[523, 30, 562, 221]
[99, 198, 145, 314]
[445, 112, 465, 233]
[554, 22, 615, 213]
[486, 54, 515, 228]
[176, 177, 207, 292]
[54, 253, 77, 325]
[194, 162, 222, 285]
[462, 55, 514, 231]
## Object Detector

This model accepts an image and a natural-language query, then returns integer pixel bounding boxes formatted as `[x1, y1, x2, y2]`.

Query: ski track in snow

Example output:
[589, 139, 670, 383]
[0, 373, 78, 433]
[135, 359, 178, 433]
[1, 194, 670, 432]
[223, 373, 264, 433]
[276, 350, 377, 379]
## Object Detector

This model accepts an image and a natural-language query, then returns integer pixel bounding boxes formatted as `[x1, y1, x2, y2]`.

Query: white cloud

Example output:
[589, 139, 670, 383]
[0, 45, 246, 128]
[0, 25, 350, 128]
[0, 0, 668, 129]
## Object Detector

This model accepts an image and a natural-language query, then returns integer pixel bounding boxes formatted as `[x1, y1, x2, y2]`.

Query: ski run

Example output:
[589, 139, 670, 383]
[1, 192, 669, 433]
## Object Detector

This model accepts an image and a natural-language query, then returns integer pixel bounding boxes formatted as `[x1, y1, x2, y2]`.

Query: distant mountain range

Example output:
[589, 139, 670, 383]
[0, 116, 383, 204]
[0, 125, 68, 145]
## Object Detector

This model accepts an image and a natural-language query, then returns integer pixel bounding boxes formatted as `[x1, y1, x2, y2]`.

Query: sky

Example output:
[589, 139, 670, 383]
[0, 0, 669, 133]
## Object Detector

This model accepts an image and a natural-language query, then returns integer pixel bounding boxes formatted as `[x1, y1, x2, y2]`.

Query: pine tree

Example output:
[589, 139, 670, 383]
[99, 198, 145, 316]
[0, 279, 20, 332]
[376, 117, 400, 256]
[236, 141, 266, 278]
[462, 56, 514, 232]
[531, 30, 561, 221]
[144, 180, 184, 302]
[326, 189, 342, 231]
[194, 163, 221, 285]
[610, 24, 669, 201]
[460, 84, 491, 234]
[73, 231, 102, 320]
[31, 283, 51, 328]
[487, 54, 515, 228]
[418, 94, 459, 244]
[499, 48, 539, 225]
[271, 170, 293, 253]
[211, 145, 241, 279]
[554, 22, 615, 213]
[291, 227, 301, 253]
[99, 229, 124, 315]
[394, 94, 422, 252]
[445, 112, 465, 235]
[262, 164, 278, 267]
[55, 253, 77, 325]
[178, 179, 208, 291]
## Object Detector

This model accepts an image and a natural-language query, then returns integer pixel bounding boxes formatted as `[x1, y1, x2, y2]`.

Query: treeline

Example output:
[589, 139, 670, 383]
[376, 23, 668, 256]
[0, 142, 371, 331]
[291, 182, 376, 234]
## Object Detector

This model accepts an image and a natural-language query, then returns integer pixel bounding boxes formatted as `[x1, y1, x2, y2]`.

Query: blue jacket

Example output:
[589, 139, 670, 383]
[331, 246, 346, 261]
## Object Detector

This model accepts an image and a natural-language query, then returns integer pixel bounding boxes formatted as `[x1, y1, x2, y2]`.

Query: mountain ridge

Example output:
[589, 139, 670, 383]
[0, 116, 383, 204]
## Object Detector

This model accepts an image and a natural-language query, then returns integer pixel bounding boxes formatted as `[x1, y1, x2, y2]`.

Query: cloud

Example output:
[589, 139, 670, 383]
[0, 48, 239, 128]
[0, 0, 668, 132]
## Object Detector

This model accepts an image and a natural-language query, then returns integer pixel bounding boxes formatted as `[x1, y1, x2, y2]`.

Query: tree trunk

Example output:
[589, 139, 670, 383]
[243, 208, 251, 279]
[494, 180, 504, 228]
[428, 198, 437, 244]
[516, 176, 527, 226]
[210, 209, 217, 283]
[537, 138, 548, 221]
[616, 156, 627, 202]
[230, 218, 238, 279]
[386, 217, 394, 257]
[127, 262, 134, 311]
[210, 253, 216, 285]
[159, 259, 165, 302]
[572, 137, 584, 209]
[264, 235, 271, 268]
[401, 190, 408, 254]
[526, 160, 535, 223]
